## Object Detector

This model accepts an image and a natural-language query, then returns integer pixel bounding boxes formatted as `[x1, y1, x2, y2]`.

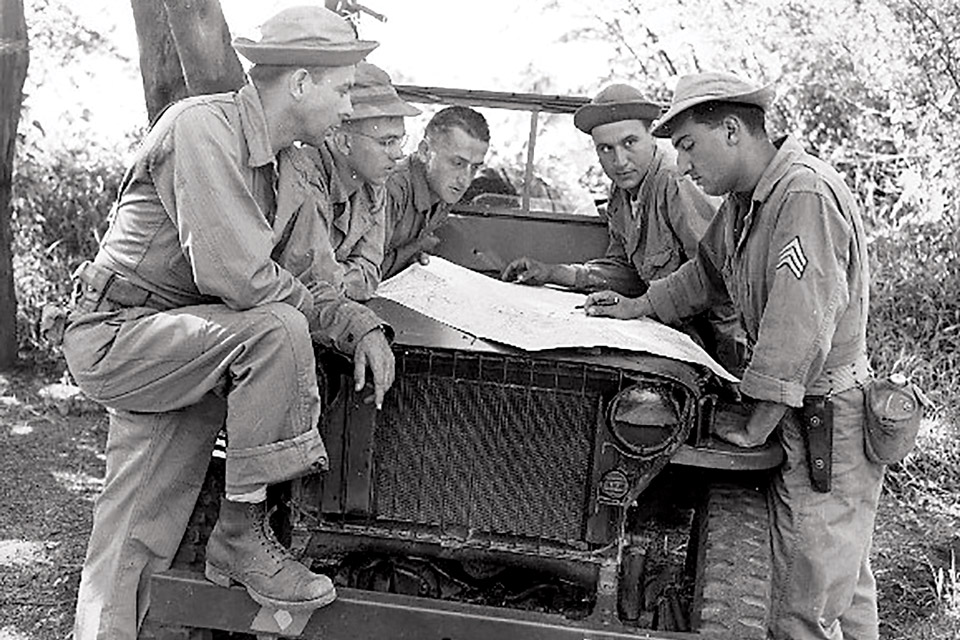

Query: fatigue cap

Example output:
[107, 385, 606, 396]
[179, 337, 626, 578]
[651, 71, 775, 138]
[346, 63, 421, 121]
[573, 84, 663, 134]
[233, 5, 378, 67]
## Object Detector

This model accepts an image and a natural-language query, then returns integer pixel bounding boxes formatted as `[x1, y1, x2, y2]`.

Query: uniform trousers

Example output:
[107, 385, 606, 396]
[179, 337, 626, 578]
[769, 386, 885, 640]
[63, 301, 324, 640]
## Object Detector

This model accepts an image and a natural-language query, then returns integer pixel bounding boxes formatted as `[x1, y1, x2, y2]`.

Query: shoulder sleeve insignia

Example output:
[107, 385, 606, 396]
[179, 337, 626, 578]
[777, 235, 808, 279]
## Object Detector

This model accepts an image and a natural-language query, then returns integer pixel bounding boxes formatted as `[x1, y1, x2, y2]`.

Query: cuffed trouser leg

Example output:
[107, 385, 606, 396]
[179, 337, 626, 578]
[65, 302, 325, 640]
[768, 387, 884, 640]
[73, 396, 224, 640]
[64, 302, 325, 494]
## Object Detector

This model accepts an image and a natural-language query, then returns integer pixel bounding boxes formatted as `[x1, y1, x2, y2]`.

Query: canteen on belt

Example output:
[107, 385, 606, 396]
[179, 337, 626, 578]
[863, 373, 929, 465]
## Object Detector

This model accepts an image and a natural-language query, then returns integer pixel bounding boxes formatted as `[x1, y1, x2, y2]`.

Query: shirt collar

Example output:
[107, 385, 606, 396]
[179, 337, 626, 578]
[730, 136, 801, 250]
[407, 156, 441, 214]
[751, 135, 803, 204]
[319, 139, 361, 205]
[237, 84, 275, 169]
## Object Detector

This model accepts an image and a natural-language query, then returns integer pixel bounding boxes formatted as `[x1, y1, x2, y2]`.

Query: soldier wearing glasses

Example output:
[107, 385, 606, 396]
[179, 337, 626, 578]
[276, 62, 420, 301]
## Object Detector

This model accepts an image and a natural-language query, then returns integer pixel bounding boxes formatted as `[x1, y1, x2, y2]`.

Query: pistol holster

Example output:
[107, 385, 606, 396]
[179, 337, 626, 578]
[799, 396, 833, 493]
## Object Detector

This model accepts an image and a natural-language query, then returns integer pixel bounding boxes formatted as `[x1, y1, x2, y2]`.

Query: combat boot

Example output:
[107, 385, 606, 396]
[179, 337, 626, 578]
[204, 499, 336, 610]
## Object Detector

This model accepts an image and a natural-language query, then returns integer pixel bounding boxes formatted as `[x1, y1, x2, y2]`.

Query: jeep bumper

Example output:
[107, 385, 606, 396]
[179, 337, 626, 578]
[147, 570, 702, 639]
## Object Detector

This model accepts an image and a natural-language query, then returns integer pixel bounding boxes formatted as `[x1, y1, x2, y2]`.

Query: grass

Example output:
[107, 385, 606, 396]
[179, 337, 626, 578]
[875, 417, 960, 639]
[864, 220, 960, 638]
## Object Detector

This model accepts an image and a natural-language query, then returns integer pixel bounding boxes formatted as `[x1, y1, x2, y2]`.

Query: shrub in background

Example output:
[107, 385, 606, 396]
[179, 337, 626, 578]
[12, 143, 123, 363]
[869, 219, 960, 414]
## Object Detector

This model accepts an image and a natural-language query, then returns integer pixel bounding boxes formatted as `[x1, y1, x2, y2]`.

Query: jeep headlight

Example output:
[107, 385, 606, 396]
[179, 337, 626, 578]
[608, 386, 683, 459]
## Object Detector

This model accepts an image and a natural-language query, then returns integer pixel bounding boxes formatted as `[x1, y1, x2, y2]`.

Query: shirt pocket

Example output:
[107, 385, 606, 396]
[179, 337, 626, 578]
[641, 247, 676, 282]
[285, 248, 315, 280]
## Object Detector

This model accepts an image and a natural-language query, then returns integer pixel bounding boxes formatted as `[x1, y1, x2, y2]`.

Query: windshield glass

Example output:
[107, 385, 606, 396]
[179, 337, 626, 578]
[397, 88, 605, 218]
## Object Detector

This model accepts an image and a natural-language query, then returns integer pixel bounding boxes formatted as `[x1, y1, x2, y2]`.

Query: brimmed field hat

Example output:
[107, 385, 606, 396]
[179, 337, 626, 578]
[651, 71, 775, 138]
[346, 63, 421, 120]
[233, 6, 378, 67]
[573, 84, 663, 134]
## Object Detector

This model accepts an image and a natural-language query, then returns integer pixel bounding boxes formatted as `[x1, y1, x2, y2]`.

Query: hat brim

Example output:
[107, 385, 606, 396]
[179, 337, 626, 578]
[573, 101, 664, 134]
[650, 85, 775, 138]
[348, 101, 422, 120]
[233, 38, 379, 67]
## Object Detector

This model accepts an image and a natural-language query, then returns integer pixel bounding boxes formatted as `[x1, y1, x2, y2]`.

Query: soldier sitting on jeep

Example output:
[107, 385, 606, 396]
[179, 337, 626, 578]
[63, 8, 394, 639]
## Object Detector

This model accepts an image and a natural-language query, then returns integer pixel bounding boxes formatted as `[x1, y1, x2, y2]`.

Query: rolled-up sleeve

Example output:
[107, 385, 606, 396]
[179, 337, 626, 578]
[739, 189, 852, 407]
[573, 232, 645, 295]
[305, 280, 391, 354]
[160, 105, 311, 313]
[572, 199, 645, 295]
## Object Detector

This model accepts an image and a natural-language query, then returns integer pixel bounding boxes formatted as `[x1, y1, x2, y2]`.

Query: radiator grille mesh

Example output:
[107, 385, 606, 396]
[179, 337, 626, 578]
[373, 352, 613, 542]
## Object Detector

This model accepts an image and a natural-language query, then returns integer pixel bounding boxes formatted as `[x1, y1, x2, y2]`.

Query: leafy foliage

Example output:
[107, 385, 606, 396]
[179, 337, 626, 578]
[5, 0, 960, 637]
[547, 3, 960, 637]
[12, 145, 123, 361]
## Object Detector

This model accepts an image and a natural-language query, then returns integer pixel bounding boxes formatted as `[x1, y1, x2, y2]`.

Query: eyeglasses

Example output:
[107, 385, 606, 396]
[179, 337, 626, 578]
[348, 131, 408, 151]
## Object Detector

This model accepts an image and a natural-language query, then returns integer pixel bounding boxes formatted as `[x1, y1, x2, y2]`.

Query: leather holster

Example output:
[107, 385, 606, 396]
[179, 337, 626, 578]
[799, 396, 833, 493]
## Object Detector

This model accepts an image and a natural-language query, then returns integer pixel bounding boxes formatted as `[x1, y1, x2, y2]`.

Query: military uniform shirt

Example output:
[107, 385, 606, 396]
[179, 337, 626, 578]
[646, 136, 869, 406]
[95, 84, 383, 354]
[96, 84, 310, 314]
[275, 140, 385, 301]
[572, 145, 717, 296]
[381, 155, 450, 278]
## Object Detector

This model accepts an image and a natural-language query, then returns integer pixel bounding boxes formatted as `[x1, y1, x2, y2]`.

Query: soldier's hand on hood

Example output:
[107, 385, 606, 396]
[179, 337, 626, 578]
[416, 233, 441, 266]
[353, 326, 395, 410]
[715, 399, 787, 448]
[501, 256, 552, 285]
[582, 291, 653, 320]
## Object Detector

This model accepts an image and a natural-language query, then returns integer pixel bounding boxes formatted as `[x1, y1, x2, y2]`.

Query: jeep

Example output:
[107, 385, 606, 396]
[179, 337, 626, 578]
[144, 85, 783, 640]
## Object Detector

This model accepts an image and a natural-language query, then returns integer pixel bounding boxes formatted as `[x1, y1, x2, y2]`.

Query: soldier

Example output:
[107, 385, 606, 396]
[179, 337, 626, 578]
[584, 72, 883, 640]
[64, 7, 394, 639]
[501, 84, 743, 373]
[275, 62, 420, 301]
[380, 105, 490, 279]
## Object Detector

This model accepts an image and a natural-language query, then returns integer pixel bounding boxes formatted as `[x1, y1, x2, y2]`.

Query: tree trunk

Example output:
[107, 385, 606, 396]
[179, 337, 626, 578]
[130, 0, 244, 123]
[163, 0, 245, 97]
[130, 0, 187, 123]
[0, 0, 29, 370]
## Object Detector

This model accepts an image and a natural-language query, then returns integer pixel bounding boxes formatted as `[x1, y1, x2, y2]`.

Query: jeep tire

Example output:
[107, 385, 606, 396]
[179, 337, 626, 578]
[690, 481, 772, 639]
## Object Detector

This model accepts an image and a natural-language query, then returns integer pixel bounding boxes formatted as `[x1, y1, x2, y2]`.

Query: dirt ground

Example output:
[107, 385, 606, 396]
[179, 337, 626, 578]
[0, 366, 958, 640]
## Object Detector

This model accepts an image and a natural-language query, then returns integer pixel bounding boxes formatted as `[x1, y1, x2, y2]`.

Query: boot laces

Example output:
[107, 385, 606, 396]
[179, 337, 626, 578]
[253, 504, 295, 564]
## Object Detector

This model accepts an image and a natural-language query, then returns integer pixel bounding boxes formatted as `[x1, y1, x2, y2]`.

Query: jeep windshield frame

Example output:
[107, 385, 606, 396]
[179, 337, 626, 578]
[395, 85, 596, 222]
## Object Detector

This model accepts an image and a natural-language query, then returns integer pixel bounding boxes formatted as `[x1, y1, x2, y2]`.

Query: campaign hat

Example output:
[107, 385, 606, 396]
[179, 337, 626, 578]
[573, 84, 663, 134]
[233, 5, 378, 67]
[347, 63, 421, 120]
[651, 71, 775, 138]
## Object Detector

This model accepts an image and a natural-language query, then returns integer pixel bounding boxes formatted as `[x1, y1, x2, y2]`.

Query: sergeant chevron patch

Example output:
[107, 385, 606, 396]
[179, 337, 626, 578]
[777, 236, 808, 279]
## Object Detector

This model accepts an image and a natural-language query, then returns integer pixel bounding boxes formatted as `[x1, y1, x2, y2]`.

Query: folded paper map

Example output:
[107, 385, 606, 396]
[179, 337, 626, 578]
[377, 257, 737, 382]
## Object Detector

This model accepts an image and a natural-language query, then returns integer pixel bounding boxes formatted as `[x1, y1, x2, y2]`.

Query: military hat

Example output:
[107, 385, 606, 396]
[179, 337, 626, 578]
[651, 71, 775, 138]
[233, 5, 378, 67]
[573, 84, 663, 134]
[346, 63, 421, 120]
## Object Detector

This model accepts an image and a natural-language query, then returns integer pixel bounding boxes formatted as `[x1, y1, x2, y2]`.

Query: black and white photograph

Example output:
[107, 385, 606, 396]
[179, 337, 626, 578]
[0, 1, 957, 639]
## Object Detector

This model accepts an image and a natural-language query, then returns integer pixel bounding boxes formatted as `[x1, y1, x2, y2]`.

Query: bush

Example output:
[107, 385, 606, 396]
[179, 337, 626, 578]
[12, 145, 124, 363]
[868, 219, 960, 418]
